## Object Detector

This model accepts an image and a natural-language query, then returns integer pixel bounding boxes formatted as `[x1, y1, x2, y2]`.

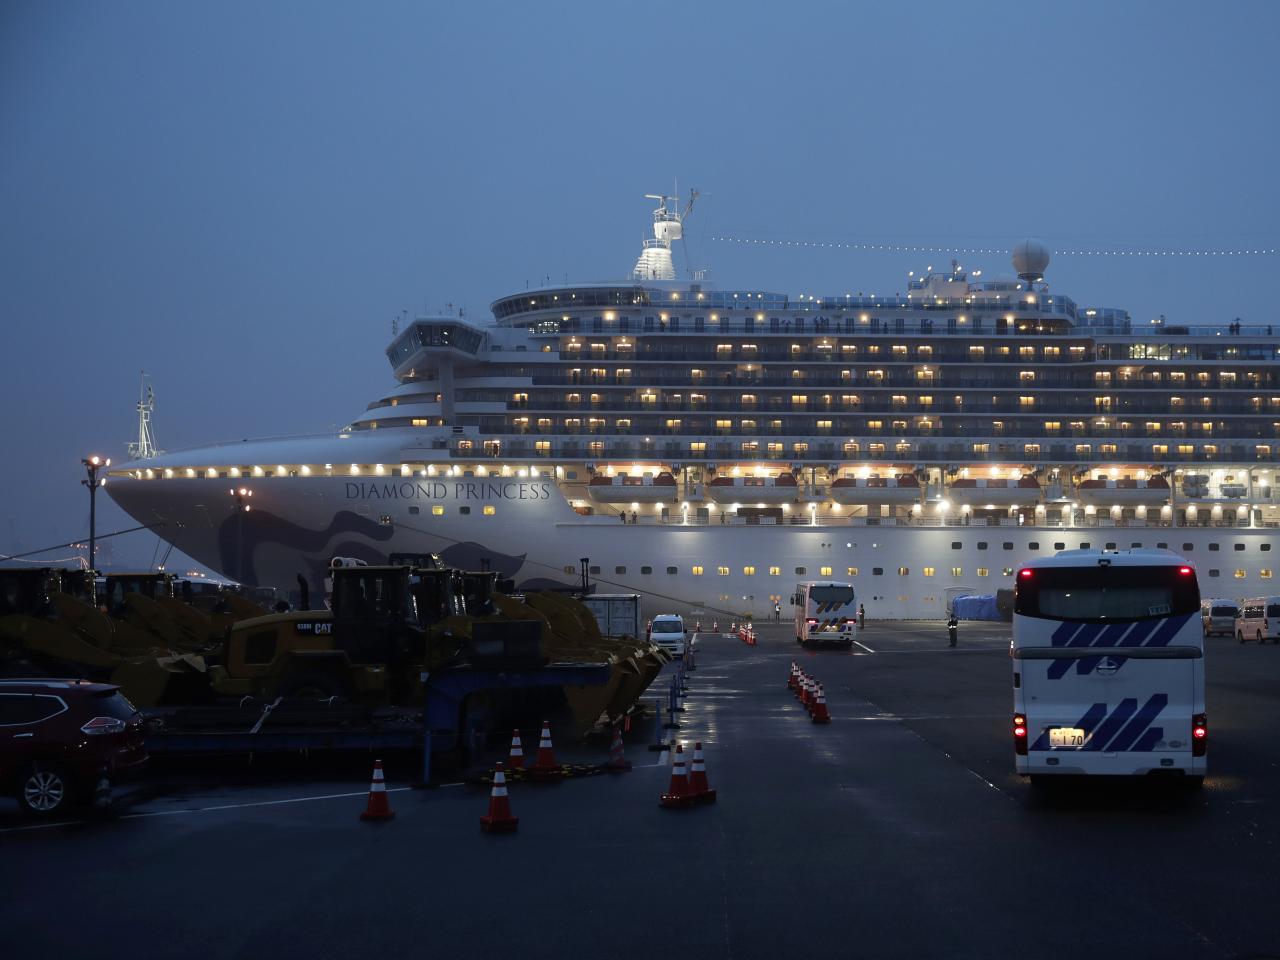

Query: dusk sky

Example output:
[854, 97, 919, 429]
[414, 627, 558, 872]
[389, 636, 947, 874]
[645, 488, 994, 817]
[2, 0, 1277, 571]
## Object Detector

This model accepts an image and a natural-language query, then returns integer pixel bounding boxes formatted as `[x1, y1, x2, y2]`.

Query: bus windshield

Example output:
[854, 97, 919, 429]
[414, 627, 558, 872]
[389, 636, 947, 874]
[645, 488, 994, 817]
[1015, 566, 1199, 623]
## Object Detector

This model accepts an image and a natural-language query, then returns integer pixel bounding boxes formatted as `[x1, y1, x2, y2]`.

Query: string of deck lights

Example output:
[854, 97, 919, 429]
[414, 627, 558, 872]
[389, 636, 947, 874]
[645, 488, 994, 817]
[710, 235, 1277, 257]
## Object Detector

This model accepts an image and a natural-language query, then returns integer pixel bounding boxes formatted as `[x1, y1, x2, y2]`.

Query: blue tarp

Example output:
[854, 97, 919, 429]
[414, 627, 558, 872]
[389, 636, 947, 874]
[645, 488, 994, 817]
[952, 594, 1001, 621]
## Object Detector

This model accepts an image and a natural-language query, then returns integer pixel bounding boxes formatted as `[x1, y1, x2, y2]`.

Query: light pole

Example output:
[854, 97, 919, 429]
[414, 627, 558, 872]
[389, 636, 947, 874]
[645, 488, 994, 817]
[230, 487, 252, 584]
[81, 455, 110, 575]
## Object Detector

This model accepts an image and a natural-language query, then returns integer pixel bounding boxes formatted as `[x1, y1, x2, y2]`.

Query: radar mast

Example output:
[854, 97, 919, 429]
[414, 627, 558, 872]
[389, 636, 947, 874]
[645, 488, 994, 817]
[633, 188, 699, 281]
[127, 372, 162, 460]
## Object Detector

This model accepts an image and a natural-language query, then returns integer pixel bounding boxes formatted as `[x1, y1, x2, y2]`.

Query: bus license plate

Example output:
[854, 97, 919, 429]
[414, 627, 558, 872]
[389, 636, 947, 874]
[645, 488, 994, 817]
[1049, 727, 1086, 748]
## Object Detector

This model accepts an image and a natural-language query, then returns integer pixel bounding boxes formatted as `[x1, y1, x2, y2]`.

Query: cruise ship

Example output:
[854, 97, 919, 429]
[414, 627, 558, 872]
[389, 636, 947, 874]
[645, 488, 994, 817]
[106, 195, 1280, 619]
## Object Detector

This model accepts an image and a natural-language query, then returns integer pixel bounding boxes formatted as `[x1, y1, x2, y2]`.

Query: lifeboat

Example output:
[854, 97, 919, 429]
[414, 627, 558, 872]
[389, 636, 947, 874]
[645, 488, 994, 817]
[586, 471, 677, 503]
[948, 476, 1041, 506]
[830, 474, 921, 505]
[706, 472, 799, 504]
[1075, 477, 1170, 506]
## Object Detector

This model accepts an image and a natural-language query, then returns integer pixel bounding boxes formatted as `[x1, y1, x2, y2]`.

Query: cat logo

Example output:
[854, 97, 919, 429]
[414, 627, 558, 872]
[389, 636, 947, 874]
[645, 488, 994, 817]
[294, 621, 334, 635]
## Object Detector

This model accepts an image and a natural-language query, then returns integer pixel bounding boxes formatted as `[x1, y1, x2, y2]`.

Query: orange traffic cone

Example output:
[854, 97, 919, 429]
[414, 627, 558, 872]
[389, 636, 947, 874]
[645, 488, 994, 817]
[687, 741, 717, 804]
[359, 759, 395, 821]
[788, 661, 799, 689]
[480, 762, 519, 833]
[529, 720, 561, 780]
[811, 684, 831, 724]
[802, 676, 815, 709]
[659, 744, 696, 809]
[507, 729, 525, 770]
[606, 724, 632, 773]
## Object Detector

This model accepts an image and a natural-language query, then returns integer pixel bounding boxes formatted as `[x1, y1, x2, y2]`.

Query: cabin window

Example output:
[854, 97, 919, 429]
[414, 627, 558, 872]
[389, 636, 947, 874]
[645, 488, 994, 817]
[691, 566, 704, 576]
[795, 567, 807, 575]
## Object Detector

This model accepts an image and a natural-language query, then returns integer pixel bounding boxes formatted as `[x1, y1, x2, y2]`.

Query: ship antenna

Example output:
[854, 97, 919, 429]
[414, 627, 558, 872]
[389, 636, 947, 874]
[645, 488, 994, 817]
[127, 371, 162, 460]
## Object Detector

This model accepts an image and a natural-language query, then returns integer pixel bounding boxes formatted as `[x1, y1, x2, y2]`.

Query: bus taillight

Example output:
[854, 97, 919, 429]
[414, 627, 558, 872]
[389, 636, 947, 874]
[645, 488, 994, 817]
[1179, 566, 1194, 576]
[806, 618, 818, 625]
[1192, 713, 1207, 757]
[1018, 568, 1033, 579]
[1013, 714, 1028, 755]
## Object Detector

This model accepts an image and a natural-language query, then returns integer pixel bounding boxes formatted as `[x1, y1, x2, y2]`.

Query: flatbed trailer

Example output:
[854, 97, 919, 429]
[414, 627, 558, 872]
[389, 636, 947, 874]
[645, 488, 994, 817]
[142, 661, 614, 781]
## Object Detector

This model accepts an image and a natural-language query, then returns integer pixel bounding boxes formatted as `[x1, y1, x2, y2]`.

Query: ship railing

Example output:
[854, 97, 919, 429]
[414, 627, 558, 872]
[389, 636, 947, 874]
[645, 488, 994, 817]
[565, 512, 1269, 531]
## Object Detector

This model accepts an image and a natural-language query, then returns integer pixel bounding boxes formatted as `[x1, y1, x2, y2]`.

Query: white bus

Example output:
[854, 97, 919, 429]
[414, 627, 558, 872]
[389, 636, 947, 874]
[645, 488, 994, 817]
[1011, 550, 1206, 786]
[793, 581, 857, 648]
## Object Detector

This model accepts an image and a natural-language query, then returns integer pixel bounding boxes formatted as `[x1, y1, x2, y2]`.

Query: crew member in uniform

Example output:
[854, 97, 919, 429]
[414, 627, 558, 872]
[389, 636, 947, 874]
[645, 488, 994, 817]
[947, 612, 958, 648]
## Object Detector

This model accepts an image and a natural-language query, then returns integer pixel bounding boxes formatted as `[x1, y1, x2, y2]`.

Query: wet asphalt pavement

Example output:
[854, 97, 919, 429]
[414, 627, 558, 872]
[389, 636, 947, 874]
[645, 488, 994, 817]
[2, 621, 1278, 960]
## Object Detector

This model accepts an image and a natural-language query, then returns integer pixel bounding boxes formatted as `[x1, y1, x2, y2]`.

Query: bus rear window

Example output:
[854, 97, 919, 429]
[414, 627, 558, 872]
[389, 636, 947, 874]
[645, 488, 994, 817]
[1015, 566, 1199, 623]
[1269, 604, 1280, 619]
[1210, 605, 1237, 617]
[809, 586, 855, 605]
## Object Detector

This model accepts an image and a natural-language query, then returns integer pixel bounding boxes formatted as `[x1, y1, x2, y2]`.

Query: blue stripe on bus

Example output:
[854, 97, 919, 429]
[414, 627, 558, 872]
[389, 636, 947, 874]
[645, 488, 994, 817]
[1129, 727, 1165, 751]
[1104, 694, 1169, 752]
[1065, 623, 1106, 648]
[1083, 698, 1138, 751]
[1145, 613, 1193, 647]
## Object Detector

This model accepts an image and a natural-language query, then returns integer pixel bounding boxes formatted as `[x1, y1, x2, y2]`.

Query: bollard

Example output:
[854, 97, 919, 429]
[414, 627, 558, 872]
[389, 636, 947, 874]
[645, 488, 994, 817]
[649, 697, 667, 750]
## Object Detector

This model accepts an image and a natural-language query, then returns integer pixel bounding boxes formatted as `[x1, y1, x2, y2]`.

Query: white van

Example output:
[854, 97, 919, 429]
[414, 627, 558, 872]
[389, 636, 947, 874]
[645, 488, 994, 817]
[648, 615, 687, 656]
[1235, 597, 1280, 644]
[1201, 599, 1238, 638]
[1012, 550, 1206, 785]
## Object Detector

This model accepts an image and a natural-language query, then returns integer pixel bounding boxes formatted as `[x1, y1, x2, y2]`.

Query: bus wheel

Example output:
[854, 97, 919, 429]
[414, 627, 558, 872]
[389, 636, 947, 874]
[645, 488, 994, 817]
[1258, 631, 1265, 644]
[1237, 631, 1245, 643]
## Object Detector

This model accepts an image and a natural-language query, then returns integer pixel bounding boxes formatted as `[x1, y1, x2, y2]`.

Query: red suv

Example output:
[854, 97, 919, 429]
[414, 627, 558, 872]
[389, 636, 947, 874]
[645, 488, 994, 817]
[0, 680, 148, 815]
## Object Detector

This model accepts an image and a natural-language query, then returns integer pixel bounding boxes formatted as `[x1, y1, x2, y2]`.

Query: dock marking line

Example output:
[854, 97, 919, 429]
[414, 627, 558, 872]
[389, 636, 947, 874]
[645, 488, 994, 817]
[0, 787, 415, 834]
[853, 640, 876, 654]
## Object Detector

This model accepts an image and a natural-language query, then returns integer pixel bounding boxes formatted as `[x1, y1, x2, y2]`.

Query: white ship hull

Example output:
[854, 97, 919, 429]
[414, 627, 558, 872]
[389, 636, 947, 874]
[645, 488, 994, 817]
[106, 436, 1277, 622]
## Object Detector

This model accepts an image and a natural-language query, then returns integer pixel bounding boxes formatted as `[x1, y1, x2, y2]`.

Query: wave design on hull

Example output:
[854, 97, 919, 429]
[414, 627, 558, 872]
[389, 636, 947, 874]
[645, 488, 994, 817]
[436, 542, 528, 578]
[217, 510, 395, 586]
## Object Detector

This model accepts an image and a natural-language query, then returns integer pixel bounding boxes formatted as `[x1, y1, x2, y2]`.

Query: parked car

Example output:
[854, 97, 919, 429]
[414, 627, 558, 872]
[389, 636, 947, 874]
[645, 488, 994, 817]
[0, 680, 147, 815]
[648, 615, 687, 656]
[1201, 599, 1239, 637]
[1236, 598, 1280, 644]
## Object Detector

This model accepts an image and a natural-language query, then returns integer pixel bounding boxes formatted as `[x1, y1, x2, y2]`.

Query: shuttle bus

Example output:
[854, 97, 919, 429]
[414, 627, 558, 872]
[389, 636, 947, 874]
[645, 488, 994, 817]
[1011, 550, 1206, 786]
[793, 581, 857, 648]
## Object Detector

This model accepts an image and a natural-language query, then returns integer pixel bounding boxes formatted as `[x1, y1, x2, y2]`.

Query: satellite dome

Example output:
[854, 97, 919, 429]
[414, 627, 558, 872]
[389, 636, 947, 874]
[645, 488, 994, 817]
[1011, 239, 1051, 283]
